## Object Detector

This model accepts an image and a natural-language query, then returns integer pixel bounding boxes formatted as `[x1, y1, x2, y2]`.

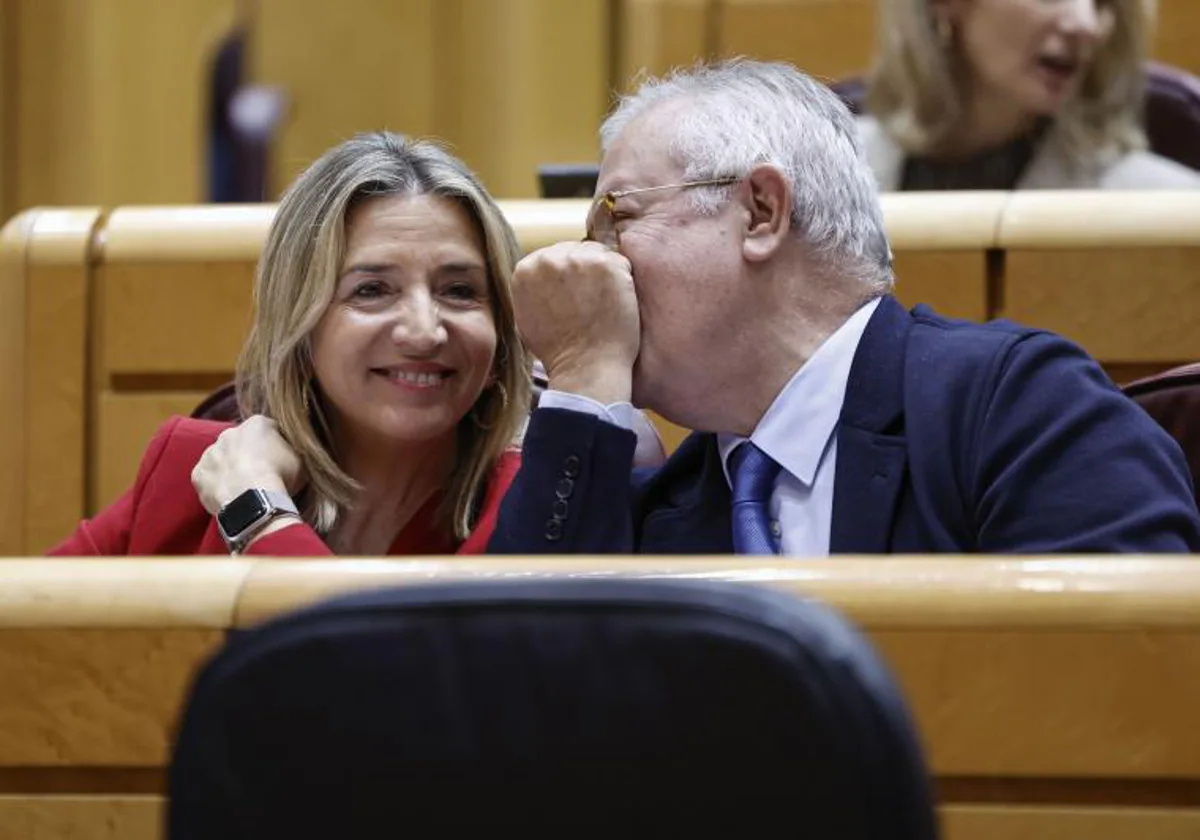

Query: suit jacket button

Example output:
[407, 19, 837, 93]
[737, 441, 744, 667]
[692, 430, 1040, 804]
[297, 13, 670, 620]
[562, 455, 581, 478]
[552, 499, 569, 520]
[555, 477, 575, 499]
[545, 518, 564, 541]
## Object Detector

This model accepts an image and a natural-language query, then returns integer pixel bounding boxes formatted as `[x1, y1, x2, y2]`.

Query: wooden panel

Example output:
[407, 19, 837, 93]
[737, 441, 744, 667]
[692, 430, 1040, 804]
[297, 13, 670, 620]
[0, 212, 33, 556]
[253, 0, 439, 197]
[892, 252, 988, 322]
[0, 557, 1191, 839]
[1001, 248, 1200, 363]
[87, 0, 239, 205]
[234, 558, 1200, 781]
[997, 191, 1200, 366]
[97, 263, 252, 376]
[615, 0, 712, 93]
[0, 796, 161, 840]
[0, 209, 98, 556]
[717, 0, 875, 83]
[436, 0, 609, 198]
[0, 0, 10, 224]
[0, 559, 252, 627]
[883, 191, 1007, 250]
[101, 206, 273, 263]
[0, 628, 224, 765]
[942, 805, 1200, 840]
[2, 801, 1196, 840]
[14, 0, 239, 209]
[876, 629, 1200, 778]
[499, 199, 589, 252]
[13, 0, 97, 209]
[25, 212, 99, 554]
[1154, 0, 1200, 77]
[234, 556, 1200, 632]
[998, 191, 1200, 249]
[93, 391, 222, 514]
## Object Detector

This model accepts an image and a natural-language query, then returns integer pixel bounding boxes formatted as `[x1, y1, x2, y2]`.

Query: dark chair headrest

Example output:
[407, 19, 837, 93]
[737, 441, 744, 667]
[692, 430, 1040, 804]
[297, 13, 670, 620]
[1122, 363, 1200, 505]
[167, 578, 938, 838]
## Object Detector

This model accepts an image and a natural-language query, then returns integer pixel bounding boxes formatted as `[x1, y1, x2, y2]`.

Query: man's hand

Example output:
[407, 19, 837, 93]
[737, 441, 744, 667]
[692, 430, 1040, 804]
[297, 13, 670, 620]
[512, 241, 640, 404]
[191, 415, 305, 516]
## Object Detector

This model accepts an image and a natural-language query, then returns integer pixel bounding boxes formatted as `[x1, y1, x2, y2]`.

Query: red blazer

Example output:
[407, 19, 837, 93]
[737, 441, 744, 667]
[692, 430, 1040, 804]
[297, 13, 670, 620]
[48, 416, 521, 556]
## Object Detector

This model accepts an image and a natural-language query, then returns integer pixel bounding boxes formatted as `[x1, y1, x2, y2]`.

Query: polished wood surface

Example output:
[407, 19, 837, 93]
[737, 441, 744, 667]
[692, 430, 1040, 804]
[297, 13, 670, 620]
[0, 209, 99, 555]
[942, 805, 1200, 840]
[0, 557, 1197, 838]
[0, 796, 161, 840]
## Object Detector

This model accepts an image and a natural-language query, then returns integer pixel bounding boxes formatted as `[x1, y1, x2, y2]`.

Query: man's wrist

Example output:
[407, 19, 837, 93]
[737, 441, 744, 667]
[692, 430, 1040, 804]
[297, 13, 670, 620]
[547, 363, 633, 405]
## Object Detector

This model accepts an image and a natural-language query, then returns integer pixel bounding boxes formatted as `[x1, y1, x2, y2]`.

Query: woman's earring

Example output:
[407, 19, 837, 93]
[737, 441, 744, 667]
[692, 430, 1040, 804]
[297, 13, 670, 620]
[471, 382, 508, 432]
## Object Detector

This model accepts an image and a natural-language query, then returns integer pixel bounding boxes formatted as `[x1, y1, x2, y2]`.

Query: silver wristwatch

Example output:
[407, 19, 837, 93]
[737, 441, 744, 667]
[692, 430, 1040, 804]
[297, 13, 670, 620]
[216, 488, 300, 554]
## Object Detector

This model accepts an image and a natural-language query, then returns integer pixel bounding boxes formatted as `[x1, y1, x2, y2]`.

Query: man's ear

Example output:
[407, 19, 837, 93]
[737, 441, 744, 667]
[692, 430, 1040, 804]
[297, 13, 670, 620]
[741, 163, 793, 264]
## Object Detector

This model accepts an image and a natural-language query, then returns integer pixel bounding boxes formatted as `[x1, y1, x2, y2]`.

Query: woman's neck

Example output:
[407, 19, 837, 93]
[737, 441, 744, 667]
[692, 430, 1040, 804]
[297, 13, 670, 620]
[326, 429, 457, 555]
[939, 85, 1042, 160]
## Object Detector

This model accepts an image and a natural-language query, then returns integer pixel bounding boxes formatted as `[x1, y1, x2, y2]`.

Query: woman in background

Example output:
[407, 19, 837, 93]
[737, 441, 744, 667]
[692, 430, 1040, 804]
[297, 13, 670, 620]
[859, 0, 1200, 190]
[50, 131, 531, 556]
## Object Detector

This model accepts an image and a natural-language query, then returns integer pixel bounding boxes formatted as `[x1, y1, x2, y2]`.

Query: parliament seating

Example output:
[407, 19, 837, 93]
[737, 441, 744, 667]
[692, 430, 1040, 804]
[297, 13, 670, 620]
[1, 192, 1198, 554]
[0, 558, 1196, 839]
[996, 192, 1200, 385]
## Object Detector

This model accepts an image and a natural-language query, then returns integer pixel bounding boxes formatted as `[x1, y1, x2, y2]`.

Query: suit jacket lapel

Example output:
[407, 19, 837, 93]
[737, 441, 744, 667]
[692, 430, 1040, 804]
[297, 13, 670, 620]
[831, 296, 910, 553]
[639, 434, 734, 553]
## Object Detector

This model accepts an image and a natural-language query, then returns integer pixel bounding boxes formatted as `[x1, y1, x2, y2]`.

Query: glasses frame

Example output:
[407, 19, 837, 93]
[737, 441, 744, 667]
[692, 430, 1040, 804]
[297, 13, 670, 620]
[584, 176, 742, 249]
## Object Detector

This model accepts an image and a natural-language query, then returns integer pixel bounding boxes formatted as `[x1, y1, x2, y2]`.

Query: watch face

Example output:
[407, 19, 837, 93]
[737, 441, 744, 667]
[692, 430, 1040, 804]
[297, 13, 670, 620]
[219, 490, 270, 537]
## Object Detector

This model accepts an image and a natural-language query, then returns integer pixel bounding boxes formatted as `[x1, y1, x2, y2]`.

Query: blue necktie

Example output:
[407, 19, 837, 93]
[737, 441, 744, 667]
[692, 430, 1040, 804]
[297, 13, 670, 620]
[729, 442, 782, 554]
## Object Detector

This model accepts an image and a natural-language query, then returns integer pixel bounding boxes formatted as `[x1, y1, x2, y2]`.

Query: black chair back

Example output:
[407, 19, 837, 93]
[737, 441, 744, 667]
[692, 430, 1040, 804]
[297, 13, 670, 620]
[167, 578, 938, 838]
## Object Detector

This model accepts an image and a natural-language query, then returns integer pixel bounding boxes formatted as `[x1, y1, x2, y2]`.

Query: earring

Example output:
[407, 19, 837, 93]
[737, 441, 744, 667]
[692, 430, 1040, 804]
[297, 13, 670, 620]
[471, 382, 508, 432]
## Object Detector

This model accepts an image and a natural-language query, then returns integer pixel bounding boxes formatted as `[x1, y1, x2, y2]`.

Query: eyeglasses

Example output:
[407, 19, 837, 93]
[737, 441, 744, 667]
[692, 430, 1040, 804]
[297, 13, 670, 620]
[584, 177, 742, 250]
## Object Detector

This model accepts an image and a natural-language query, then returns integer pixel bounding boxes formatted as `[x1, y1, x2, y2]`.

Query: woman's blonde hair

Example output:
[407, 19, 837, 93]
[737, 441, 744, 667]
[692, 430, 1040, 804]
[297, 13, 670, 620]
[866, 0, 1151, 162]
[236, 132, 531, 541]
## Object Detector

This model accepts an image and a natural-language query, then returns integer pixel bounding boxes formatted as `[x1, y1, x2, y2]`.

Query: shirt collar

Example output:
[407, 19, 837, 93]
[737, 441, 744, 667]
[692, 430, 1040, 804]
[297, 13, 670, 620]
[719, 297, 881, 488]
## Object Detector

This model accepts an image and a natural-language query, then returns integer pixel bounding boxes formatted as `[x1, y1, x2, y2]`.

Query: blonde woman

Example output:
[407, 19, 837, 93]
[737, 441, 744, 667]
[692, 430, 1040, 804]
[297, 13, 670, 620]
[50, 132, 531, 556]
[860, 0, 1200, 190]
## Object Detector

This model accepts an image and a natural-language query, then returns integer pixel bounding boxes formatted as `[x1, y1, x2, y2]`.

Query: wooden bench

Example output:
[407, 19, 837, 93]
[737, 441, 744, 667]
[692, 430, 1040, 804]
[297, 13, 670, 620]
[3, 192, 1199, 553]
[996, 191, 1200, 385]
[0, 557, 1197, 838]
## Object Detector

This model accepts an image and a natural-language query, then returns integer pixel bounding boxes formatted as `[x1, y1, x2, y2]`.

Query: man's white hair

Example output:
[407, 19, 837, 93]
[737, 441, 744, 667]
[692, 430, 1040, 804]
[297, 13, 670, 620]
[601, 58, 893, 295]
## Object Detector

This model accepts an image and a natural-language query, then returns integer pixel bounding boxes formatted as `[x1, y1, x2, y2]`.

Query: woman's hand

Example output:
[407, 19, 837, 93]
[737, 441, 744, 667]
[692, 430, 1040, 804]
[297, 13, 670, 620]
[191, 415, 306, 516]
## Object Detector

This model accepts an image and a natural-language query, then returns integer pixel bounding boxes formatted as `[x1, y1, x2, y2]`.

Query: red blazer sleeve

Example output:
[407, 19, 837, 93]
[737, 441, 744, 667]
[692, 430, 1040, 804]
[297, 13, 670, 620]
[46, 417, 186, 555]
[457, 449, 522, 554]
[244, 522, 334, 556]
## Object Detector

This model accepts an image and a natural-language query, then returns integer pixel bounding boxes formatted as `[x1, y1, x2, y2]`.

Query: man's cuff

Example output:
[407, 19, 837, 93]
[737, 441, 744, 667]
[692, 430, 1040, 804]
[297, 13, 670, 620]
[538, 389, 636, 430]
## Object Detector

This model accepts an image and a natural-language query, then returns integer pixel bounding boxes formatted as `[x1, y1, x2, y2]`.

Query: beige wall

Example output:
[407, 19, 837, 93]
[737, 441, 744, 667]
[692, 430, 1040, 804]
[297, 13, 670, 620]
[252, 0, 607, 200]
[2, 0, 1199, 218]
[9, 0, 240, 212]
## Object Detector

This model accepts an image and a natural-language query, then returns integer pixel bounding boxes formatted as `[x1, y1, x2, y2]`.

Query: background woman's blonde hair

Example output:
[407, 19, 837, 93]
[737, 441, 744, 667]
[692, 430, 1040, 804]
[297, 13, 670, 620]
[866, 0, 1151, 163]
[236, 131, 531, 541]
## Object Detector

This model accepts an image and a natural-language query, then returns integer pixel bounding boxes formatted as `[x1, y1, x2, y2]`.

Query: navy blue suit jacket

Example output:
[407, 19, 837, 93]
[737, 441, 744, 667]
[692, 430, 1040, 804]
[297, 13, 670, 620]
[490, 296, 1200, 554]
